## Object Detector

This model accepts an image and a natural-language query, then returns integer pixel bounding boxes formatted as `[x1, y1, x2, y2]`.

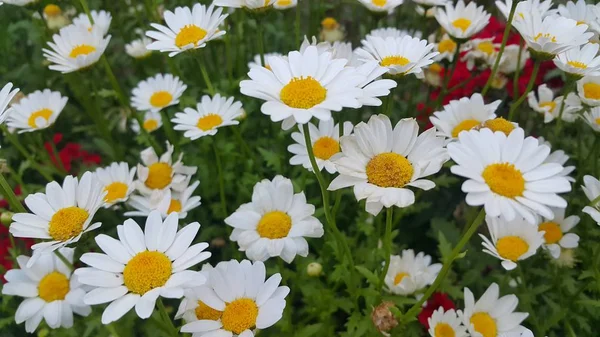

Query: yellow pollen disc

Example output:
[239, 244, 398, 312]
[470, 312, 497, 337]
[48, 206, 89, 242]
[149, 91, 173, 108]
[44, 4, 62, 17]
[539, 101, 556, 112]
[577, 21, 586, 25]
[123, 251, 172, 295]
[371, 0, 387, 7]
[313, 136, 340, 160]
[482, 163, 525, 198]
[380, 55, 410, 67]
[595, 117, 600, 125]
[145, 162, 173, 190]
[256, 211, 292, 239]
[196, 114, 223, 131]
[583, 83, 600, 100]
[221, 298, 259, 334]
[175, 24, 207, 48]
[452, 18, 471, 32]
[167, 199, 182, 214]
[104, 182, 129, 203]
[567, 61, 587, 69]
[434, 323, 456, 337]
[195, 301, 223, 320]
[533, 33, 557, 43]
[483, 118, 515, 136]
[366, 152, 414, 188]
[429, 63, 443, 73]
[393, 272, 409, 285]
[27, 108, 53, 129]
[280, 76, 327, 109]
[38, 271, 70, 302]
[277, 0, 292, 5]
[143, 119, 159, 132]
[496, 236, 529, 261]
[69, 44, 97, 58]
[321, 17, 338, 30]
[451, 119, 480, 138]
[438, 39, 456, 53]
[539, 221, 563, 244]
[265, 64, 272, 71]
[477, 41, 495, 55]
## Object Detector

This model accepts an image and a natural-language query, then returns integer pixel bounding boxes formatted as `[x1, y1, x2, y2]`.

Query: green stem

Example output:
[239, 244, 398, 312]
[378, 207, 394, 292]
[508, 60, 541, 121]
[257, 23, 266, 66]
[1, 127, 54, 181]
[212, 141, 227, 217]
[78, 0, 94, 23]
[401, 208, 486, 322]
[434, 42, 462, 110]
[105, 324, 122, 337]
[385, 86, 396, 116]
[481, 0, 518, 96]
[160, 110, 179, 153]
[517, 266, 543, 336]
[295, 4, 301, 48]
[157, 299, 179, 337]
[54, 250, 74, 271]
[0, 172, 26, 213]
[513, 38, 524, 100]
[554, 82, 574, 134]
[196, 54, 216, 95]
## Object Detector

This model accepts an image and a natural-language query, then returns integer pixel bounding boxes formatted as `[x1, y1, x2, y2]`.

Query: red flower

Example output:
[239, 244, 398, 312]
[44, 133, 101, 173]
[418, 292, 456, 329]
[0, 186, 34, 282]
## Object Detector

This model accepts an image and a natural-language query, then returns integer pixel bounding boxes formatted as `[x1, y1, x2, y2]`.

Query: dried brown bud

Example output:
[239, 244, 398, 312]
[371, 301, 398, 334]
[211, 237, 226, 248]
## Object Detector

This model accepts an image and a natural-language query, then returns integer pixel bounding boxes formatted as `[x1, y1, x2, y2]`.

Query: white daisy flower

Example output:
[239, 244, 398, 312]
[72, 10, 112, 36]
[355, 35, 438, 78]
[328, 115, 449, 216]
[131, 110, 163, 134]
[213, 0, 276, 10]
[582, 106, 600, 132]
[496, 44, 530, 74]
[126, 180, 201, 219]
[430, 93, 501, 139]
[434, 0, 491, 41]
[527, 84, 568, 123]
[248, 52, 284, 70]
[145, 4, 228, 57]
[427, 308, 468, 337]
[95, 162, 137, 207]
[480, 215, 544, 270]
[554, 43, 600, 78]
[500, 329, 536, 337]
[558, 0, 600, 34]
[357, 0, 404, 14]
[174, 264, 216, 323]
[538, 207, 580, 259]
[180, 260, 289, 337]
[366, 27, 416, 40]
[384, 249, 441, 296]
[495, 0, 554, 21]
[582, 175, 600, 225]
[460, 283, 529, 337]
[431, 33, 458, 62]
[447, 128, 572, 224]
[171, 93, 243, 140]
[131, 73, 187, 113]
[135, 142, 197, 195]
[0, 82, 20, 124]
[1, 0, 36, 5]
[577, 75, 600, 106]
[288, 119, 353, 174]
[414, 0, 449, 7]
[462, 38, 499, 70]
[6, 89, 68, 133]
[537, 137, 576, 182]
[240, 46, 367, 127]
[125, 37, 152, 59]
[273, 0, 296, 9]
[225, 176, 324, 263]
[75, 211, 210, 324]
[1, 248, 91, 333]
[9, 172, 105, 266]
[43, 24, 111, 73]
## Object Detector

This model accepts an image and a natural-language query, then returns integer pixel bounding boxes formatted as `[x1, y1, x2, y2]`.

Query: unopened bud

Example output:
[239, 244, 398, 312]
[306, 262, 322, 277]
[1, 212, 13, 225]
[211, 237, 226, 248]
[371, 301, 398, 334]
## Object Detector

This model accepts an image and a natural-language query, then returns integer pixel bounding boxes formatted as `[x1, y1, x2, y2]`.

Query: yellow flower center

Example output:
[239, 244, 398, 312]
[483, 118, 515, 136]
[196, 114, 223, 131]
[143, 119, 159, 132]
[44, 4, 62, 17]
[496, 236, 529, 261]
[321, 17, 338, 30]
[69, 44, 97, 58]
[38, 272, 70, 302]
[175, 24, 207, 48]
[195, 301, 223, 320]
[567, 61, 587, 69]
[371, 0, 387, 7]
[27, 108, 53, 129]
[539, 101, 556, 112]
[380, 56, 410, 67]
[482, 163, 525, 198]
[277, 0, 292, 5]
[577, 21, 586, 25]
[366, 152, 414, 188]
[533, 33, 557, 43]
[451, 119, 480, 138]
[452, 18, 471, 32]
[256, 211, 292, 239]
[595, 117, 600, 125]
[434, 323, 456, 337]
[167, 199, 182, 214]
[477, 41, 495, 56]
[149, 91, 173, 108]
[438, 39, 457, 54]
[539, 221, 563, 244]
[393, 272, 409, 285]
[313, 136, 340, 160]
[104, 182, 129, 203]
[429, 63, 443, 73]
[48, 206, 89, 242]
[221, 298, 259, 334]
[583, 83, 600, 100]
[123, 251, 172, 295]
[280, 76, 327, 109]
[470, 312, 497, 337]
[145, 162, 173, 190]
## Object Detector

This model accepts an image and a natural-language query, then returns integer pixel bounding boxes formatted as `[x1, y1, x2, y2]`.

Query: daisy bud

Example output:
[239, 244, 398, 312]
[1, 211, 13, 225]
[306, 262, 322, 277]
[211, 237, 227, 248]
[552, 248, 578, 268]
[371, 301, 398, 334]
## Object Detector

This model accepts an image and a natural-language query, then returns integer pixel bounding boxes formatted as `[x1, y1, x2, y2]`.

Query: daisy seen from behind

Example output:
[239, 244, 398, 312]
[132, 110, 163, 134]
[328, 115, 449, 216]
[76, 211, 211, 324]
[447, 128, 572, 224]
[427, 308, 468, 337]
[384, 249, 441, 296]
[125, 37, 152, 59]
[72, 10, 112, 36]
[0, 82, 19, 124]
[434, 0, 491, 41]
[6, 89, 68, 133]
[538, 207, 580, 259]
[225, 175, 324, 263]
[1, 248, 91, 333]
[9, 172, 105, 266]
[131, 73, 187, 113]
[554, 43, 600, 79]
[126, 180, 201, 219]
[582, 175, 600, 225]
[558, 0, 600, 34]
[95, 162, 137, 207]
[356, 0, 404, 15]
[429, 93, 501, 139]
[180, 259, 289, 337]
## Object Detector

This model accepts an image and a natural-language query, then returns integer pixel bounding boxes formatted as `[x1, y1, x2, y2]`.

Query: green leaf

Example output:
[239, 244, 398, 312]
[355, 265, 380, 286]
